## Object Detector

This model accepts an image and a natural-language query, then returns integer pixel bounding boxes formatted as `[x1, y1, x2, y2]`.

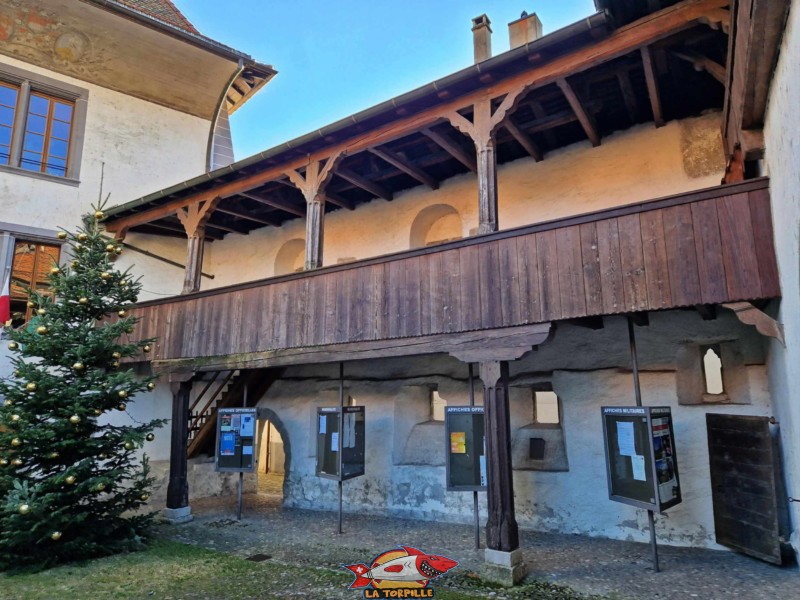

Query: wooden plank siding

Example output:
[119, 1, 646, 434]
[127, 180, 778, 362]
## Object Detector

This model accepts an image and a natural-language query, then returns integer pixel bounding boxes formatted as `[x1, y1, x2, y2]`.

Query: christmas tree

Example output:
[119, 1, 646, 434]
[0, 206, 164, 571]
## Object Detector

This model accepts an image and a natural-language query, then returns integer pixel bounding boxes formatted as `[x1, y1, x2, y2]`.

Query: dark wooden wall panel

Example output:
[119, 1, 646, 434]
[133, 184, 780, 361]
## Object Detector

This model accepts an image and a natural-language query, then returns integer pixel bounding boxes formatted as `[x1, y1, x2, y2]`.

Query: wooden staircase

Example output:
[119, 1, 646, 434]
[187, 368, 282, 458]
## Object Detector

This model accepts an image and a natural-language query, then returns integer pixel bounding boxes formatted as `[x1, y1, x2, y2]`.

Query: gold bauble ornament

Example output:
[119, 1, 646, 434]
[49, 451, 59, 459]
[11, 458, 22, 466]
[26, 300, 35, 308]
[105, 244, 115, 252]
[123, 441, 134, 450]
[126, 327, 134, 334]
[114, 246, 123, 255]
[79, 297, 89, 304]
[51, 531, 62, 541]
[71, 260, 79, 268]
[147, 382, 156, 391]
[10, 414, 19, 422]
[36, 308, 46, 316]
[95, 483, 105, 492]
[72, 362, 85, 372]
[118, 402, 127, 411]
[140, 493, 149, 501]
[110, 361, 120, 369]
[50, 267, 60, 275]
[11, 438, 21, 447]
[69, 415, 81, 424]
[111, 352, 121, 359]
[73, 243, 83, 251]
[36, 326, 48, 335]
[77, 233, 88, 242]
[0, 459, 7, 466]
[65, 475, 76, 484]
[142, 344, 151, 353]
[121, 279, 130, 287]
[4, 400, 12, 407]
[7, 342, 18, 351]
[145, 433, 155, 442]
[25, 382, 37, 392]
[18, 504, 29, 515]
[94, 210, 105, 220]
[118, 310, 127, 317]
[94, 409, 102, 416]
[57, 231, 67, 240]
[100, 272, 112, 280]
[99, 452, 108, 459]
[118, 390, 128, 399]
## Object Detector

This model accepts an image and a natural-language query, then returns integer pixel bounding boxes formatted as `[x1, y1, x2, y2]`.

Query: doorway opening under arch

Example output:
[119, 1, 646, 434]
[256, 412, 289, 498]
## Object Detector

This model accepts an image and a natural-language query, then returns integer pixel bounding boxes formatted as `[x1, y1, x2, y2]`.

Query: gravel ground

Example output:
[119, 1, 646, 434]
[158, 493, 798, 600]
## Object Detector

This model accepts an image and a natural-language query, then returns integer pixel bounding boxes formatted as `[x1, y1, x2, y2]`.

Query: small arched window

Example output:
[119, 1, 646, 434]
[702, 345, 724, 395]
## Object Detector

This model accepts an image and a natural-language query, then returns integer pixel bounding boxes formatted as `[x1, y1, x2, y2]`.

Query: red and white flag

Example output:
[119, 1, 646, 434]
[0, 272, 10, 325]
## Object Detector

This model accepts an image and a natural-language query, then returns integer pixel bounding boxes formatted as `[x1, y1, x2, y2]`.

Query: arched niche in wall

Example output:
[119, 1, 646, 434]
[409, 204, 462, 249]
[274, 238, 305, 275]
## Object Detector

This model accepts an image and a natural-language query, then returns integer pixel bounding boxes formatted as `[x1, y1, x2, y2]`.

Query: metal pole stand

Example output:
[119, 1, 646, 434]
[236, 472, 244, 521]
[468, 362, 481, 550]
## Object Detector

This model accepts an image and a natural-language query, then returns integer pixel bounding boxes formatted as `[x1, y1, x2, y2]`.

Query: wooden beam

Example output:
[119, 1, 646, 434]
[215, 206, 281, 227]
[324, 191, 356, 210]
[695, 304, 717, 320]
[504, 118, 543, 161]
[368, 146, 439, 190]
[335, 166, 394, 201]
[723, 302, 784, 345]
[641, 46, 665, 127]
[239, 191, 305, 217]
[176, 198, 220, 294]
[141, 220, 221, 240]
[557, 78, 601, 146]
[104, 0, 729, 233]
[617, 69, 640, 124]
[671, 49, 726, 83]
[422, 127, 477, 172]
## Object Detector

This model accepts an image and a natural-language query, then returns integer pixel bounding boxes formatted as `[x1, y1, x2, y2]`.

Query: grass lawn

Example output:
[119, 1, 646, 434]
[0, 539, 601, 600]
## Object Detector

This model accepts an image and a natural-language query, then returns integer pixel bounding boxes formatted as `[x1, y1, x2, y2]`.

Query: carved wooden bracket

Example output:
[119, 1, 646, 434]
[446, 86, 527, 147]
[448, 322, 551, 363]
[284, 151, 344, 203]
[722, 301, 784, 345]
[698, 7, 731, 33]
[176, 197, 221, 238]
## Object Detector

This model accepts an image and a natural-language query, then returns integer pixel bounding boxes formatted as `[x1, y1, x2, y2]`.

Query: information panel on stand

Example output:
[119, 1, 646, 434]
[445, 406, 487, 491]
[215, 407, 258, 473]
[601, 406, 681, 512]
[316, 406, 365, 481]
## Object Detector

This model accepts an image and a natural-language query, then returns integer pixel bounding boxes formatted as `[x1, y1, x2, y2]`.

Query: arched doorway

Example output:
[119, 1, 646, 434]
[256, 409, 290, 499]
[409, 204, 462, 249]
[274, 238, 305, 275]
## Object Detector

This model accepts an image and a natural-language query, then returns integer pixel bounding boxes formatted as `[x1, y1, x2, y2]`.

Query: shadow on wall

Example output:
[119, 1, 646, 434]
[409, 204, 462, 249]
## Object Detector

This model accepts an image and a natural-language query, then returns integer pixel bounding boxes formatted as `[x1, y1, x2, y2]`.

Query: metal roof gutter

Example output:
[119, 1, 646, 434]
[105, 11, 608, 218]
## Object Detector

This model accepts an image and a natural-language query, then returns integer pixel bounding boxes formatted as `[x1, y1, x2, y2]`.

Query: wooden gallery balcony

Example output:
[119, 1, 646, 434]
[127, 178, 778, 372]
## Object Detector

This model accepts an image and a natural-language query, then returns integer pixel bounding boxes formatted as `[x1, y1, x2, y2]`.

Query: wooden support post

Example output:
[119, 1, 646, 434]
[479, 360, 519, 552]
[641, 46, 665, 127]
[447, 87, 526, 234]
[166, 376, 193, 517]
[176, 198, 220, 294]
[285, 152, 343, 270]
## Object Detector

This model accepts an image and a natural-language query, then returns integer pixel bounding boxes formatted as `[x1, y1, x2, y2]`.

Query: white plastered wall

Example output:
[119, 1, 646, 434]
[251, 311, 771, 549]
[763, 0, 800, 553]
[203, 113, 725, 288]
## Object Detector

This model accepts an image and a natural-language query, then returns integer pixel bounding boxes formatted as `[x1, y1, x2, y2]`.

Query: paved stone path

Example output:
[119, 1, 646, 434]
[158, 493, 798, 600]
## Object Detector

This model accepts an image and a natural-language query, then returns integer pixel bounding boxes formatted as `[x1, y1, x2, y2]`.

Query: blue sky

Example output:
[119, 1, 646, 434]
[174, 1, 597, 159]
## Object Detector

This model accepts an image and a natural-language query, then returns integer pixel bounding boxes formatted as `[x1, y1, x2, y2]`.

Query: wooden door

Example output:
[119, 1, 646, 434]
[706, 413, 791, 565]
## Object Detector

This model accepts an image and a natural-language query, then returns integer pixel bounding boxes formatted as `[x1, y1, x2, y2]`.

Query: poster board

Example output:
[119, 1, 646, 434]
[601, 406, 681, 513]
[215, 407, 258, 473]
[316, 406, 365, 481]
[445, 406, 487, 491]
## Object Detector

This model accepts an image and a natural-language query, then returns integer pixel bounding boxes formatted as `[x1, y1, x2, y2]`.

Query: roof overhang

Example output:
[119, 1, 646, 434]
[0, 0, 276, 119]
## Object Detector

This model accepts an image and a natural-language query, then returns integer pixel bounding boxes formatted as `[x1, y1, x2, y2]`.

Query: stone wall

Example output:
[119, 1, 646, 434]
[250, 310, 771, 549]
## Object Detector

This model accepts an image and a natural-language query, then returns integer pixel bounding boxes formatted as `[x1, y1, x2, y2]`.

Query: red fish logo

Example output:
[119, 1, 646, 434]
[343, 545, 458, 595]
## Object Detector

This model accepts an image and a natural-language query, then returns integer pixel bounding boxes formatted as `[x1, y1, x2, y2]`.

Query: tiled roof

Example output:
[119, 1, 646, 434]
[112, 0, 200, 35]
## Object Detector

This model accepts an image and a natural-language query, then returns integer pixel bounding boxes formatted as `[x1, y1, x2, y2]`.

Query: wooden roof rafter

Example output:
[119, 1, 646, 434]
[103, 0, 731, 237]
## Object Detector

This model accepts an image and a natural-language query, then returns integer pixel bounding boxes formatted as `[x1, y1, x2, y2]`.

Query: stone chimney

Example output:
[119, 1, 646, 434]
[508, 11, 543, 49]
[472, 14, 492, 63]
